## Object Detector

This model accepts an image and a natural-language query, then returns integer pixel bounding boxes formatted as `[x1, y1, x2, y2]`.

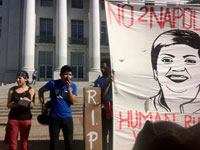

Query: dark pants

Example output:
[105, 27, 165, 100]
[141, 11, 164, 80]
[49, 117, 73, 150]
[102, 110, 113, 150]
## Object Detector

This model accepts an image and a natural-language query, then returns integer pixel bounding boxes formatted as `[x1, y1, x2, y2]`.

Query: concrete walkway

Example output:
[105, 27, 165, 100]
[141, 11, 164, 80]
[0, 97, 84, 150]
[0, 115, 84, 150]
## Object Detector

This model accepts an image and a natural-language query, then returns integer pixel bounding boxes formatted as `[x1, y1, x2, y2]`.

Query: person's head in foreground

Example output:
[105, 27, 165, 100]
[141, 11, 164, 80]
[133, 120, 200, 150]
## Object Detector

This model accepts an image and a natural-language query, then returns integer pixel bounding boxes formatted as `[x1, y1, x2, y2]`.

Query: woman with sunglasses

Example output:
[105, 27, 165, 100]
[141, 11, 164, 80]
[6, 71, 35, 150]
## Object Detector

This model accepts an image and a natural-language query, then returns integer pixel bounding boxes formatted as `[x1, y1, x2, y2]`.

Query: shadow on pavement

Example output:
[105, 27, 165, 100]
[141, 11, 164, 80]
[0, 140, 84, 150]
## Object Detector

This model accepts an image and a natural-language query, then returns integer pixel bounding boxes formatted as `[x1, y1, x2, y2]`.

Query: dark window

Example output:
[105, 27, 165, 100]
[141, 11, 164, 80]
[71, 20, 84, 44]
[188, 0, 200, 4]
[41, 0, 53, 7]
[39, 51, 53, 79]
[71, 52, 84, 79]
[40, 18, 53, 36]
[101, 0, 105, 10]
[0, 17, 2, 38]
[39, 18, 53, 42]
[101, 53, 110, 63]
[72, 0, 83, 8]
[101, 21, 109, 45]
[0, 0, 2, 5]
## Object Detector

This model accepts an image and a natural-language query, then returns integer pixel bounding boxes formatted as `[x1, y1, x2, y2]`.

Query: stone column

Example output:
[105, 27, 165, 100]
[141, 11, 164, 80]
[88, 0, 101, 81]
[54, 0, 67, 79]
[22, 0, 36, 77]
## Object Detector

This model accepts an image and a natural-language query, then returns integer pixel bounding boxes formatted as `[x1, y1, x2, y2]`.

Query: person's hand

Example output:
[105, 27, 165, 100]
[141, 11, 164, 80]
[110, 76, 114, 82]
[65, 78, 71, 89]
[23, 97, 31, 101]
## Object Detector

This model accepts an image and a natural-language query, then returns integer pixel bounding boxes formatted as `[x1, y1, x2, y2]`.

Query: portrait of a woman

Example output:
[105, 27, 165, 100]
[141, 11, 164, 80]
[145, 29, 200, 113]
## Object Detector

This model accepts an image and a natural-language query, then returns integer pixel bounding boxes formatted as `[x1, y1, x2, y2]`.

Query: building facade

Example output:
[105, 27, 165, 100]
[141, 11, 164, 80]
[0, 0, 110, 84]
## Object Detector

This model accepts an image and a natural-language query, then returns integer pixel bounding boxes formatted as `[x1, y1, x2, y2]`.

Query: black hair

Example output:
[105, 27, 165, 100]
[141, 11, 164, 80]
[60, 65, 72, 75]
[101, 59, 111, 67]
[16, 71, 29, 79]
[151, 29, 200, 71]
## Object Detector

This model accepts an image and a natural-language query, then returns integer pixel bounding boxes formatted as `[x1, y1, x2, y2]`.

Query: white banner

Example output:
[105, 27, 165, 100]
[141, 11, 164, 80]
[105, 1, 200, 150]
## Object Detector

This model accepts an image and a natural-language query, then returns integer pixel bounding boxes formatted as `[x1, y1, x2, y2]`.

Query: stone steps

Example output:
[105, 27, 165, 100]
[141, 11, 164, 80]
[0, 81, 93, 117]
[0, 103, 84, 117]
[0, 97, 84, 117]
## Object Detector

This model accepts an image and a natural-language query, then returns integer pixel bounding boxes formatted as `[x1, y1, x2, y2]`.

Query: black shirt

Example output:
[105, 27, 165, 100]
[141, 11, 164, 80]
[8, 87, 34, 120]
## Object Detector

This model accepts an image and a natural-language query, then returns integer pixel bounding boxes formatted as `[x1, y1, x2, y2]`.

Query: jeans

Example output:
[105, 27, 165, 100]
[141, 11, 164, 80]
[102, 110, 113, 150]
[7, 119, 31, 150]
[49, 117, 73, 150]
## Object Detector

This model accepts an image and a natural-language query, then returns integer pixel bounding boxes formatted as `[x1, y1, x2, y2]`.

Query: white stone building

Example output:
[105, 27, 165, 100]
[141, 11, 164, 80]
[0, 0, 191, 85]
[0, 0, 110, 84]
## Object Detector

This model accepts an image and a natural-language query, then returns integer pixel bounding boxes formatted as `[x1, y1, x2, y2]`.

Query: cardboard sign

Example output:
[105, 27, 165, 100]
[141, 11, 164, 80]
[84, 87, 102, 150]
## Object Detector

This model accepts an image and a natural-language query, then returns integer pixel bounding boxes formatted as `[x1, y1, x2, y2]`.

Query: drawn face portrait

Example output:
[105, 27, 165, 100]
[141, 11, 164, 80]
[149, 30, 200, 112]
[154, 44, 200, 93]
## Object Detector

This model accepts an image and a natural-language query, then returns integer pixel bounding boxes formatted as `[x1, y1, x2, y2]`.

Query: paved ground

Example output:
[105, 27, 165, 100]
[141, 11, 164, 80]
[0, 116, 84, 150]
[0, 99, 84, 150]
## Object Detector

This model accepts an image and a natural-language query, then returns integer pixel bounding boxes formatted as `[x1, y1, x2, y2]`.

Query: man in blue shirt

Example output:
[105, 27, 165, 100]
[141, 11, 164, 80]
[38, 65, 77, 150]
[94, 60, 113, 150]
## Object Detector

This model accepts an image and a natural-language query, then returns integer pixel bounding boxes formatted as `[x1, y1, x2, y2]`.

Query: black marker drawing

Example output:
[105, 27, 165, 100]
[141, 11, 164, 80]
[145, 29, 200, 113]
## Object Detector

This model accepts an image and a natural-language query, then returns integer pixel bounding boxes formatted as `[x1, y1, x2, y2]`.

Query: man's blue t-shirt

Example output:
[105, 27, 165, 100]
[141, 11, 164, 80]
[45, 79, 77, 118]
[94, 77, 112, 101]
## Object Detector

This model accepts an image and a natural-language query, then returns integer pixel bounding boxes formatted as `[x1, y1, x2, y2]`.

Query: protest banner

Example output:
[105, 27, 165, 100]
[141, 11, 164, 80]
[105, 1, 200, 149]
